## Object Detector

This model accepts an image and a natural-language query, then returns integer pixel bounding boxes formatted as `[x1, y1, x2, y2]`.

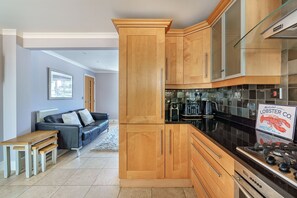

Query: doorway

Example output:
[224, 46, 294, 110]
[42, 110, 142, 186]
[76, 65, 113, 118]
[84, 75, 95, 112]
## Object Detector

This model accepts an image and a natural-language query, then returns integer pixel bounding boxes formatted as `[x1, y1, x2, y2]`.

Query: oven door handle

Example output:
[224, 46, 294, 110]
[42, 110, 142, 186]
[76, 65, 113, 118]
[232, 176, 253, 198]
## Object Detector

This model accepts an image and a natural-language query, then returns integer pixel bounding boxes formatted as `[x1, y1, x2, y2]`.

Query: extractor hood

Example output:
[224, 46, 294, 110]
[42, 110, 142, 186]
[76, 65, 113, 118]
[262, 9, 297, 39]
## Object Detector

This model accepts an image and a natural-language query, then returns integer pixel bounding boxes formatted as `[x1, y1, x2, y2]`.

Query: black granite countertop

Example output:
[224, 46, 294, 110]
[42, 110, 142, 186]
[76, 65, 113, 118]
[166, 116, 297, 197]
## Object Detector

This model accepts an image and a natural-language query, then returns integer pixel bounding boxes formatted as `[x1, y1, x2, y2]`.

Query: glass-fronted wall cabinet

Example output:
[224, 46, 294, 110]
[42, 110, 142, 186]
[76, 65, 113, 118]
[211, 0, 281, 82]
[212, 18, 222, 81]
[225, 0, 241, 77]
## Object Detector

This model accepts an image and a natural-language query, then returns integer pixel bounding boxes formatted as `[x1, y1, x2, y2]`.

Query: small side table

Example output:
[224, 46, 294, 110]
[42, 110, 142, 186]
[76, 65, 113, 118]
[0, 130, 58, 178]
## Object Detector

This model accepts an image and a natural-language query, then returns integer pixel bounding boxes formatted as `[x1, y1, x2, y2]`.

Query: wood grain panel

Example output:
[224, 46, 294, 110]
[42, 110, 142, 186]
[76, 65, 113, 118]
[165, 124, 189, 179]
[165, 36, 184, 84]
[118, 28, 165, 124]
[183, 30, 204, 84]
[119, 124, 164, 179]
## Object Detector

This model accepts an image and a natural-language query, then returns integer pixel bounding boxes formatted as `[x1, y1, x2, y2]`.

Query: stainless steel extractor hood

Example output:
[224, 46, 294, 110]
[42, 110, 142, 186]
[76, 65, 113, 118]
[262, 9, 297, 39]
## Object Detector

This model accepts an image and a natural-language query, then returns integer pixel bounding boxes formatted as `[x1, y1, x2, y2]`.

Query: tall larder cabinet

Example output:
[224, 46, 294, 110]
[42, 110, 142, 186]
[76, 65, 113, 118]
[113, 19, 172, 179]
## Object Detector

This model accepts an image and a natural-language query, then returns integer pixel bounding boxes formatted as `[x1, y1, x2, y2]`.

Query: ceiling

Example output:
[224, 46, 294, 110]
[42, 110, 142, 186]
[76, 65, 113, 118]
[0, 0, 220, 32]
[47, 50, 119, 73]
[0, 0, 220, 73]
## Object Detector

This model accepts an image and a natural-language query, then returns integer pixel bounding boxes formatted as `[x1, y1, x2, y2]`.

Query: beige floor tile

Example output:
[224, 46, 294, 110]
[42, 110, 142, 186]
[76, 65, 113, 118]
[0, 185, 30, 198]
[84, 186, 120, 198]
[152, 188, 185, 198]
[119, 188, 151, 198]
[9, 169, 52, 186]
[79, 158, 108, 169]
[35, 169, 76, 186]
[93, 168, 119, 186]
[0, 175, 20, 186]
[18, 186, 59, 198]
[84, 151, 119, 158]
[183, 188, 197, 198]
[56, 157, 88, 169]
[51, 186, 90, 198]
[104, 158, 119, 169]
[64, 169, 101, 186]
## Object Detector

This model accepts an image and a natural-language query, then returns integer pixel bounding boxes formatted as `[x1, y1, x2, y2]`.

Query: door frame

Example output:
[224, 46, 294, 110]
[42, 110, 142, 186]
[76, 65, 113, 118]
[84, 74, 96, 111]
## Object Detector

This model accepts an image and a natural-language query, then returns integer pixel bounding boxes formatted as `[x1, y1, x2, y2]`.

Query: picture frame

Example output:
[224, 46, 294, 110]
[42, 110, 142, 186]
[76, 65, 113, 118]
[48, 68, 73, 100]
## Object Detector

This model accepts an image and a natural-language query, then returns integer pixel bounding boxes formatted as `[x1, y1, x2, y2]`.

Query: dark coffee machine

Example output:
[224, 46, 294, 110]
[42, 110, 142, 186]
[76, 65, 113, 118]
[170, 102, 179, 121]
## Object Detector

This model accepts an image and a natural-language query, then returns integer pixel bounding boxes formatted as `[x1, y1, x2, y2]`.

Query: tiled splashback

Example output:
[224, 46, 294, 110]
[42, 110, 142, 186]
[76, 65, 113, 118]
[166, 85, 279, 120]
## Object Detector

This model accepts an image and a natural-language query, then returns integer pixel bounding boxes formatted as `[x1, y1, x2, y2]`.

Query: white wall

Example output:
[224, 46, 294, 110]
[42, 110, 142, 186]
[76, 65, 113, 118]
[96, 73, 118, 120]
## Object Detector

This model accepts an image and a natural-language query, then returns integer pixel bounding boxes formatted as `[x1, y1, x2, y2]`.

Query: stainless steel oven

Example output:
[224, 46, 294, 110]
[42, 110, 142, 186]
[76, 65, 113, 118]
[234, 161, 283, 198]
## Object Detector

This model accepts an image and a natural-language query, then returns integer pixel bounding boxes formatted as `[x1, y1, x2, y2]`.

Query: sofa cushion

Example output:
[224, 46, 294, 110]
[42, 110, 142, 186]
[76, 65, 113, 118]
[78, 109, 95, 126]
[62, 112, 82, 125]
[44, 113, 64, 123]
[82, 125, 100, 140]
[89, 120, 109, 128]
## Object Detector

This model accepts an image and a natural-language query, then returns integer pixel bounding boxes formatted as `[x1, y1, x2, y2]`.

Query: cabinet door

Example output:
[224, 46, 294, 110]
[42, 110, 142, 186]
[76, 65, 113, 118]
[225, 0, 241, 77]
[212, 18, 223, 81]
[184, 28, 210, 84]
[165, 36, 184, 84]
[119, 124, 164, 179]
[119, 28, 165, 124]
[165, 124, 189, 178]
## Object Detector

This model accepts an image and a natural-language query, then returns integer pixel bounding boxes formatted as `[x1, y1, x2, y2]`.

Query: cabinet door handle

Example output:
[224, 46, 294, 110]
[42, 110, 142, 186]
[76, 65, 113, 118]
[192, 168, 211, 197]
[165, 58, 168, 81]
[161, 129, 163, 155]
[160, 68, 163, 119]
[205, 53, 208, 78]
[192, 133, 222, 159]
[169, 129, 172, 154]
[192, 143, 222, 178]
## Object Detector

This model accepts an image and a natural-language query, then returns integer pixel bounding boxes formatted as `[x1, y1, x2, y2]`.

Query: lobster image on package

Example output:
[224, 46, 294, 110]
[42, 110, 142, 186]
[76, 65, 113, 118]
[256, 104, 297, 140]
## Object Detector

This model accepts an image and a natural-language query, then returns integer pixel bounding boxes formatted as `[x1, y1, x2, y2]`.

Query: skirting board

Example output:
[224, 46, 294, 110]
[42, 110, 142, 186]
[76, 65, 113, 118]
[120, 179, 192, 188]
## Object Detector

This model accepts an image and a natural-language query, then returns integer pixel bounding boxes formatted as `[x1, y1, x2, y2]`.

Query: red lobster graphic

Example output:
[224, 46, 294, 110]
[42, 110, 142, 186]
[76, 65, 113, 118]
[260, 115, 290, 133]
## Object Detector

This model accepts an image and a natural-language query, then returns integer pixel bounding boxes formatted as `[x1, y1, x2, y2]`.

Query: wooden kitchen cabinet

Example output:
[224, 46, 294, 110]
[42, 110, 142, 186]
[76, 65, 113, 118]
[117, 27, 165, 124]
[212, 0, 281, 84]
[165, 124, 189, 179]
[165, 35, 184, 85]
[119, 124, 165, 179]
[184, 28, 211, 84]
[190, 126, 234, 197]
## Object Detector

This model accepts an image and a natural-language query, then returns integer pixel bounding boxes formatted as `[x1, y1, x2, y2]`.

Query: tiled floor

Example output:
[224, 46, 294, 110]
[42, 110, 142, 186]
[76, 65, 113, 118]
[0, 125, 197, 198]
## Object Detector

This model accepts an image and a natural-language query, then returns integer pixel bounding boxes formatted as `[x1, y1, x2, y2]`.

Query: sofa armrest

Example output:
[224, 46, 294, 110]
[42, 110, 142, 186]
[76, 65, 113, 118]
[35, 122, 83, 149]
[91, 112, 109, 121]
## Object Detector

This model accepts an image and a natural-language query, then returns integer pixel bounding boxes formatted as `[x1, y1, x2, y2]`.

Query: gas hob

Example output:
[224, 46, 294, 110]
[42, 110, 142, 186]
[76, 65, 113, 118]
[237, 134, 297, 188]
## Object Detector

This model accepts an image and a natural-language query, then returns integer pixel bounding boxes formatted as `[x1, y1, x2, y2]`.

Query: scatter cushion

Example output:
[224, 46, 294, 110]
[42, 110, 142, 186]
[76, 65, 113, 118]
[62, 112, 82, 125]
[78, 109, 95, 126]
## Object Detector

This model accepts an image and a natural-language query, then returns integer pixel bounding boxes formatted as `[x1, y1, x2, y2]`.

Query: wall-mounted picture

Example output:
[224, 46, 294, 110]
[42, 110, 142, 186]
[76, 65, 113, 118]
[48, 68, 73, 100]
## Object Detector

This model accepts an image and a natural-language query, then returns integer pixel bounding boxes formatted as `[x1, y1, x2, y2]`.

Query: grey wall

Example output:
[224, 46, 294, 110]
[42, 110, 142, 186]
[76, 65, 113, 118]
[0, 34, 3, 161]
[16, 45, 32, 136]
[96, 73, 118, 120]
[15, 47, 96, 133]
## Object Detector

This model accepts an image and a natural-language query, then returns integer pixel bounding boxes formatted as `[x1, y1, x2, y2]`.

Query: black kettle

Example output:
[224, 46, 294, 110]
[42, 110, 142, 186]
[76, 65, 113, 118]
[201, 100, 218, 115]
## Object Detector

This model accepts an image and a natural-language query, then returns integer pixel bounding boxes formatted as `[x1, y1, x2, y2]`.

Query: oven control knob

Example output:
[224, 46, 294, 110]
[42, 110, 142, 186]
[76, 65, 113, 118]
[279, 163, 290, 173]
[265, 155, 276, 165]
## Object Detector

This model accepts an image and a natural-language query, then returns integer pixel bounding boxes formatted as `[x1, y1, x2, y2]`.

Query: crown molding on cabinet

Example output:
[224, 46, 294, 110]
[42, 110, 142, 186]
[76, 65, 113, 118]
[207, 0, 233, 26]
[166, 29, 184, 37]
[112, 19, 173, 33]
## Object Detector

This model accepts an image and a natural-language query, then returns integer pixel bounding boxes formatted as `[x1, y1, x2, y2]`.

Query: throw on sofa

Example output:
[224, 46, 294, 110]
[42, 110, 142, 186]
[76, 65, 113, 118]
[36, 109, 109, 156]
